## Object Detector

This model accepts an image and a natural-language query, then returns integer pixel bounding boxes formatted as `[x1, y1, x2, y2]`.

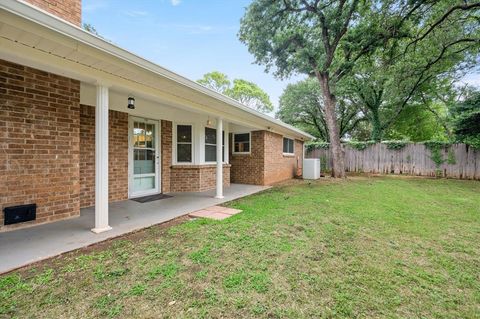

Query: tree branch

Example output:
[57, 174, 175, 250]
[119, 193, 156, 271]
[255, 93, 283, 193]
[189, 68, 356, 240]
[332, 0, 359, 53]
[404, 2, 480, 54]
[421, 93, 453, 138]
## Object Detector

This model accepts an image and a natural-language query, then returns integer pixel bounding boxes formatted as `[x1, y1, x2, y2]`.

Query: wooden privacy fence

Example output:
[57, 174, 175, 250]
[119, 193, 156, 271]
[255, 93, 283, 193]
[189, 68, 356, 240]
[306, 143, 480, 180]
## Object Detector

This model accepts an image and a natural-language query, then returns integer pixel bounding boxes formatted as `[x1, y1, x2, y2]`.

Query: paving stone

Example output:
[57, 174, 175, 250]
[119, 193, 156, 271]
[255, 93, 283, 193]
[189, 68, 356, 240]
[208, 212, 231, 220]
[189, 205, 243, 220]
[221, 208, 242, 215]
[189, 210, 212, 218]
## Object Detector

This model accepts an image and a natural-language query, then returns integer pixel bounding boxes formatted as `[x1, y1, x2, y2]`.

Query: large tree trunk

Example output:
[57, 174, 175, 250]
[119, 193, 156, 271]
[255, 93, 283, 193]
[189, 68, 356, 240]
[370, 108, 383, 142]
[315, 71, 346, 178]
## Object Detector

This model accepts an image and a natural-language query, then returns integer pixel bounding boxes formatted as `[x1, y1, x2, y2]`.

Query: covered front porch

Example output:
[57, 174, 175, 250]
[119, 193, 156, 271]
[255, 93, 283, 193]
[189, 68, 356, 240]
[0, 1, 310, 237]
[0, 1, 271, 234]
[81, 82, 255, 234]
[0, 184, 269, 274]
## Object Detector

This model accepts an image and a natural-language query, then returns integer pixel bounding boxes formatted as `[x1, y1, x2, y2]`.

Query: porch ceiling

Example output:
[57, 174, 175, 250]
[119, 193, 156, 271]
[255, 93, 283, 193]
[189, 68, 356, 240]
[0, 0, 314, 140]
[79, 83, 258, 132]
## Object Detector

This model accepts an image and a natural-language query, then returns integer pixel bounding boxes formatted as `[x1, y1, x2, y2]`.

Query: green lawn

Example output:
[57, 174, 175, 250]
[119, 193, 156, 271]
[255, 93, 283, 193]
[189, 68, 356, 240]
[1, 177, 479, 318]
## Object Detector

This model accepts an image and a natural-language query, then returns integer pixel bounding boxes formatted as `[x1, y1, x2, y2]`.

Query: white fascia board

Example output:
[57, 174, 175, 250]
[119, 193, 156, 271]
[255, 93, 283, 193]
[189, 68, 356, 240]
[1, 0, 315, 140]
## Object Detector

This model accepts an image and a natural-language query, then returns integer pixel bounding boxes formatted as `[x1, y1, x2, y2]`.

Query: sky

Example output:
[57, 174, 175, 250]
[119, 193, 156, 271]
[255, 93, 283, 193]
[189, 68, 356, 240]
[82, 0, 304, 115]
[82, 0, 479, 113]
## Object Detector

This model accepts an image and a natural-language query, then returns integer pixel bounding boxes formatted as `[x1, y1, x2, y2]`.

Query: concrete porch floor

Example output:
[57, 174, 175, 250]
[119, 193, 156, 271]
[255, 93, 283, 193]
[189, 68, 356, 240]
[0, 184, 269, 274]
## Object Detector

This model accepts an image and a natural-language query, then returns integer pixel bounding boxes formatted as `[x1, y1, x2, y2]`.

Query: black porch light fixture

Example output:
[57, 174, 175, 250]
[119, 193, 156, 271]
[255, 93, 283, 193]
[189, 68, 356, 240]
[127, 96, 135, 109]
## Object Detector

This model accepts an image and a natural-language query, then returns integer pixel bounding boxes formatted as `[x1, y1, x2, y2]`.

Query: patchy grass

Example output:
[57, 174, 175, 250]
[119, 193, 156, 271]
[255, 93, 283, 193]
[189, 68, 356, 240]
[1, 176, 479, 318]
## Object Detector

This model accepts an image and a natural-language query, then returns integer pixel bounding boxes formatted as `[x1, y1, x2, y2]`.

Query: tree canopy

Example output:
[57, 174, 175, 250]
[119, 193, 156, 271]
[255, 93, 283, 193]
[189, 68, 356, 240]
[450, 90, 480, 148]
[197, 71, 230, 93]
[278, 78, 364, 140]
[240, 0, 480, 177]
[385, 103, 449, 142]
[197, 71, 273, 113]
[340, 1, 480, 141]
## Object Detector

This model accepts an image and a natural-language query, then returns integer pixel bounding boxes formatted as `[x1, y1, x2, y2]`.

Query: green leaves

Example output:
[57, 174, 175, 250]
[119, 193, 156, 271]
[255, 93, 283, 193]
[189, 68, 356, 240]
[240, 0, 343, 78]
[423, 140, 452, 151]
[197, 71, 230, 93]
[423, 141, 453, 170]
[197, 71, 273, 112]
[382, 140, 410, 150]
[278, 78, 327, 139]
[278, 77, 366, 140]
[226, 79, 273, 112]
[240, 0, 479, 143]
[450, 91, 480, 148]
[346, 140, 376, 150]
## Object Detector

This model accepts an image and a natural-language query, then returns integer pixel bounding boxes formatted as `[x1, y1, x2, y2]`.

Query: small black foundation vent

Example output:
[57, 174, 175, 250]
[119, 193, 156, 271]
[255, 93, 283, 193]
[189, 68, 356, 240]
[4, 204, 36, 225]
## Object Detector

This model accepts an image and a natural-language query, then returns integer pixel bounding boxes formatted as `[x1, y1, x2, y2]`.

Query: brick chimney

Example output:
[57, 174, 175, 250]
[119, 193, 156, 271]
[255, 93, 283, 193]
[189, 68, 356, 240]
[24, 0, 82, 26]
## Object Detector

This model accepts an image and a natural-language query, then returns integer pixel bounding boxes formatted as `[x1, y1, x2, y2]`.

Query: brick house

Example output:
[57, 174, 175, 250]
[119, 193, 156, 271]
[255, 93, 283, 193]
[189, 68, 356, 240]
[0, 0, 313, 233]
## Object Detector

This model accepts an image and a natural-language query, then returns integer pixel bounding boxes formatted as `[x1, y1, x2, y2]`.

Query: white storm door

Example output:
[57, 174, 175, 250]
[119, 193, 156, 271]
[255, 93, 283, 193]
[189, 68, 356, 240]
[130, 118, 160, 197]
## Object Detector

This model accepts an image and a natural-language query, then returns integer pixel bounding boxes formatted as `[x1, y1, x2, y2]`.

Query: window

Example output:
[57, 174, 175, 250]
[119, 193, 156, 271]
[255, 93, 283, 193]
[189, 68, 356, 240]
[176, 125, 192, 163]
[283, 137, 294, 154]
[233, 133, 250, 153]
[205, 127, 224, 162]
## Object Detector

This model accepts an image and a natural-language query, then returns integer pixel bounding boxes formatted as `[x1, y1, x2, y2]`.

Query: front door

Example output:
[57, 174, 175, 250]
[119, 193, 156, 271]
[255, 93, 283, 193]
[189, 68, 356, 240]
[129, 117, 160, 197]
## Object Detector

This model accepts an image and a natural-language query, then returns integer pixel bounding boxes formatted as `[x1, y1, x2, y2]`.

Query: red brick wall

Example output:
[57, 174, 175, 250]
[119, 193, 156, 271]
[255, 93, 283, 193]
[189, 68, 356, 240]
[230, 130, 303, 186]
[230, 131, 265, 185]
[161, 120, 172, 193]
[170, 165, 231, 192]
[0, 59, 80, 231]
[264, 131, 303, 185]
[170, 166, 200, 192]
[24, 0, 82, 26]
[109, 110, 129, 202]
[199, 165, 231, 192]
[79, 104, 128, 208]
[79, 115, 226, 200]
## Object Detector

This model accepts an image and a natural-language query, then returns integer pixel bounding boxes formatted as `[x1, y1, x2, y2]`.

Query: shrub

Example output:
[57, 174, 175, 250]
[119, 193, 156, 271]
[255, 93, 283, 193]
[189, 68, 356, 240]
[463, 136, 480, 149]
[305, 141, 329, 152]
[346, 141, 375, 150]
[423, 140, 452, 150]
[382, 140, 409, 150]
[447, 149, 457, 165]
[423, 140, 452, 170]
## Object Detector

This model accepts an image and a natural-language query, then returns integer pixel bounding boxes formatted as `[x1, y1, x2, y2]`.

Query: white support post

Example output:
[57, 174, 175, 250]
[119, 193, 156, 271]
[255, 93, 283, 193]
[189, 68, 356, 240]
[91, 84, 112, 233]
[215, 118, 224, 199]
[224, 122, 229, 164]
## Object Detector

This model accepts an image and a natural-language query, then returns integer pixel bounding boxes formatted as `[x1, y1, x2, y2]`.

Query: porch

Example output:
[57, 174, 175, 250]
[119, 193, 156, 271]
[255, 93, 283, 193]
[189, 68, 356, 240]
[0, 184, 269, 274]
[0, 0, 309, 235]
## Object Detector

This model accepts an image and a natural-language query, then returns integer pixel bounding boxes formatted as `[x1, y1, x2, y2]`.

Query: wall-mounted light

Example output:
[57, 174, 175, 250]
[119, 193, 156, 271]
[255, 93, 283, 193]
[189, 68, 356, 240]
[206, 117, 213, 126]
[127, 96, 135, 110]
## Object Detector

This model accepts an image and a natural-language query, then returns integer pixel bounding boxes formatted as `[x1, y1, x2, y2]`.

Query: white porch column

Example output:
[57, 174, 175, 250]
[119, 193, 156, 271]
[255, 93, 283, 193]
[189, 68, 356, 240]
[91, 84, 112, 233]
[215, 118, 224, 199]
[224, 122, 229, 164]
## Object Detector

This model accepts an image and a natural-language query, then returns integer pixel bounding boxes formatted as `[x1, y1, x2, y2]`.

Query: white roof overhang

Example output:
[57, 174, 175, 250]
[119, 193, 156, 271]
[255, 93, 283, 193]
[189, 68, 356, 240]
[0, 0, 314, 140]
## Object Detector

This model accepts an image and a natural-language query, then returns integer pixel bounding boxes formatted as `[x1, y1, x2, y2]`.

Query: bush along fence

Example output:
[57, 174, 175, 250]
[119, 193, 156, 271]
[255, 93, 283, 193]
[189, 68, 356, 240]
[306, 141, 480, 180]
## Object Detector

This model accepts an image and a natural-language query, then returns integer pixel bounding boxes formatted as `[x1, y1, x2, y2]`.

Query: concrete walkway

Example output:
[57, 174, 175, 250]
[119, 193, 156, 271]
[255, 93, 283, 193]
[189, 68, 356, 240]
[0, 184, 269, 274]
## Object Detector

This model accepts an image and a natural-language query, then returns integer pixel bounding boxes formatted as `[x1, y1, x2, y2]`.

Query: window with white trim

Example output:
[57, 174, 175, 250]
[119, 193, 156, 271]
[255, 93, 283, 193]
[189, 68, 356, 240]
[205, 127, 224, 162]
[176, 124, 192, 163]
[283, 137, 294, 154]
[233, 133, 250, 153]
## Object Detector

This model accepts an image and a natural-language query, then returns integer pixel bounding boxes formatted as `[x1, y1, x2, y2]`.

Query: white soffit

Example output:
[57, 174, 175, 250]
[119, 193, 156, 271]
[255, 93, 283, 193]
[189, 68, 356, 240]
[0, 0, 314, 140]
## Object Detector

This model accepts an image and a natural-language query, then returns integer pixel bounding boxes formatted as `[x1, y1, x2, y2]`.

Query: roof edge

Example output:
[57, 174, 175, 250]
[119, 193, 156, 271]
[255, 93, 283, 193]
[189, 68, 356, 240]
[1, 0, 315, 140]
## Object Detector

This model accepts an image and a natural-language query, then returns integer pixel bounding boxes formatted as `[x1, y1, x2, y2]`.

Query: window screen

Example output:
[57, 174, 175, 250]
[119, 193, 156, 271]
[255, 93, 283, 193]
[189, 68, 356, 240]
[233, 133, 250, 153]
[283, 137, 294, 154]
[205, 127, 224, 162]
[176, 125, 192, 162]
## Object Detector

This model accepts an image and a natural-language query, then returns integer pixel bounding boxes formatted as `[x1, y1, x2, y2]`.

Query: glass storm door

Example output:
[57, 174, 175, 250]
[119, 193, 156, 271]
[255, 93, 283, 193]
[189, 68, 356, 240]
[130, 118, 160, 197]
